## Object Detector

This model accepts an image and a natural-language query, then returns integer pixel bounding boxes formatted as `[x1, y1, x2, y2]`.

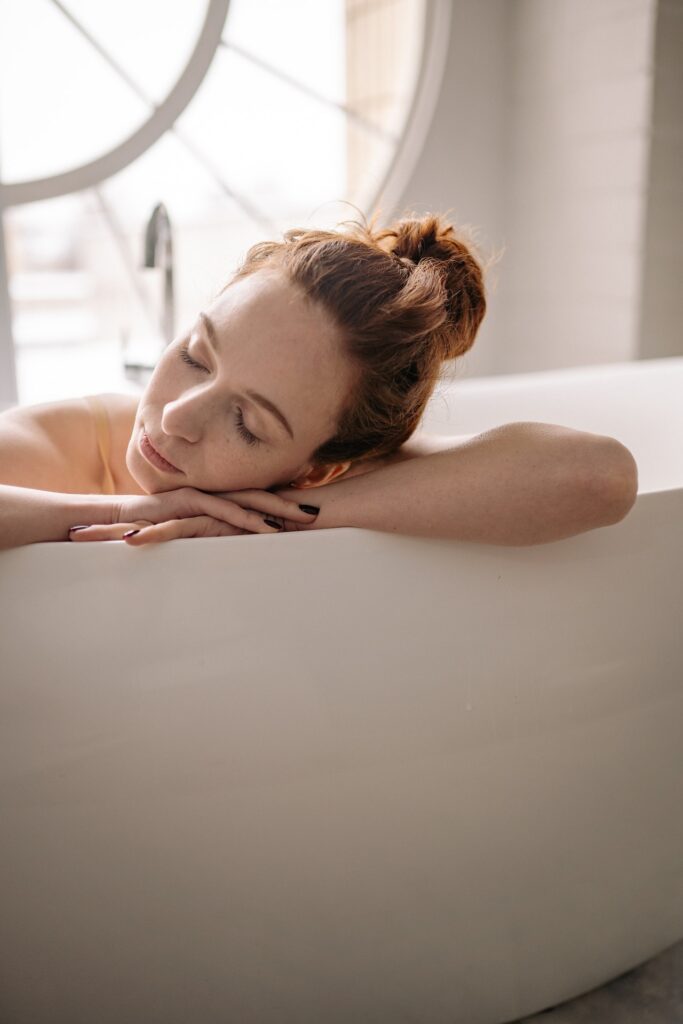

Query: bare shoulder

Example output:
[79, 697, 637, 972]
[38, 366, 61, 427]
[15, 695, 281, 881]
[96, 392, 140, 420]
[0, 392, 138, 493]
[93, 392, 140, 452]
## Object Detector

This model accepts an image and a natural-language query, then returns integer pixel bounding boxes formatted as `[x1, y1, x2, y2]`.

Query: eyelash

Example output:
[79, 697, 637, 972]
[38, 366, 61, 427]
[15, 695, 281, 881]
[179, 345, 261, 447]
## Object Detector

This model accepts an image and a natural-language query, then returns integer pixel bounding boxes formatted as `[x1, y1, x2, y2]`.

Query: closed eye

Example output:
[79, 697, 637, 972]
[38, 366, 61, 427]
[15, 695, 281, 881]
[179, 346, 208, 373]
[179, 344, 261, 446]
[235, 408, 260, 447]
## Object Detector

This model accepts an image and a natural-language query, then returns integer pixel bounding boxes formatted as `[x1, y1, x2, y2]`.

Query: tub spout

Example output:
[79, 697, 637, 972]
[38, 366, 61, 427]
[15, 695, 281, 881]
[143, 202, 174, 347]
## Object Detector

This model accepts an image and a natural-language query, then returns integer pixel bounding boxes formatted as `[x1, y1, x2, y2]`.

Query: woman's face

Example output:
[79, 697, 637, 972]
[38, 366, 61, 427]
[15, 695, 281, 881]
[127, 268, 357, 494]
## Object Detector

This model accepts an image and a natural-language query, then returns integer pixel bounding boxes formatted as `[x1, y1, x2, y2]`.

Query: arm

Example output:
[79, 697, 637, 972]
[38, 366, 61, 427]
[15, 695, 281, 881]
[0, 485, 114, 552]
[285, 422, 638, 546]
[0, 408, 318, 550]
[341, 429, 477, 477]
[0, 404, 115, 551]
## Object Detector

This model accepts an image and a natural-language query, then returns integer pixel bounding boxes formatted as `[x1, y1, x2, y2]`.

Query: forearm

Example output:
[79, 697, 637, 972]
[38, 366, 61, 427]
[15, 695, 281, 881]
[0, 485, 114, 551]
[305, 423, 638, 545]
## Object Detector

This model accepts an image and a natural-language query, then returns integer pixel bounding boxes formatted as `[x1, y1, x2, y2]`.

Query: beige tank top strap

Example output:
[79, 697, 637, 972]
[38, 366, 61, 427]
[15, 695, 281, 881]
[85, 394, 116, 495]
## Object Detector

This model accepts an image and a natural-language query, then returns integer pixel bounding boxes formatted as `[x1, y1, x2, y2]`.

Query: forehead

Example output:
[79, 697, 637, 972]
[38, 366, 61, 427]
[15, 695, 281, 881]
[205, 268, 355, 431]
[208, 268, 335, 352]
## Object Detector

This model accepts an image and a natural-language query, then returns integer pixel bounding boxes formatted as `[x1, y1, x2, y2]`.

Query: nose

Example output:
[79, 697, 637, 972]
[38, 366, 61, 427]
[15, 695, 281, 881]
[161, 388, 212, 444]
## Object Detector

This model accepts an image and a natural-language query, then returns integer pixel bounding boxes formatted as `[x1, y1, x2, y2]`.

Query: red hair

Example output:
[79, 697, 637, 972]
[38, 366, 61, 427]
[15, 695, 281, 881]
[227, 210, 488, 466]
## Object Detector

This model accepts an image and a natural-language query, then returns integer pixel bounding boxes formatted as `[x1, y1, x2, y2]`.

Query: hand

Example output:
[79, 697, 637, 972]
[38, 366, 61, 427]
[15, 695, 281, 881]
[68, 485, 320, 545]
[268, 485, 327, 532]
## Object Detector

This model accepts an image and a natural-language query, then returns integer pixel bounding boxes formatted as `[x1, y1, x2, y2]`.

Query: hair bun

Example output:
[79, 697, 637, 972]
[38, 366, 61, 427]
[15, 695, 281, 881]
[371, 213, 488, 361]
[389, 216, 452, 265]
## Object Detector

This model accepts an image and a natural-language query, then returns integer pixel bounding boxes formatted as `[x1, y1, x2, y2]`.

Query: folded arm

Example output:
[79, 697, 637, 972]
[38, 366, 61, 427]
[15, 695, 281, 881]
[279, 422, 639, 546]
[0, 416, 638, 550]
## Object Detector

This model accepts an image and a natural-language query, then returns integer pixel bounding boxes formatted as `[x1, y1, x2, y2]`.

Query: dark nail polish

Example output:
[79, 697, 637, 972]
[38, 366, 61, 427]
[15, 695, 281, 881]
[69, 525, 90, 532]
[264, 518, 283, 530]
[122, 529, 140, 538]
[299, 504, 320, 516]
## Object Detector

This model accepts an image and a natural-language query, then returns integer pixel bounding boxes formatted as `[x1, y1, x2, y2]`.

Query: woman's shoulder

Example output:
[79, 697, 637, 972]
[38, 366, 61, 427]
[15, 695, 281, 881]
[0, 392, 138, 493]
[12, 391, 136, 423]
[2, 392, 137, 450]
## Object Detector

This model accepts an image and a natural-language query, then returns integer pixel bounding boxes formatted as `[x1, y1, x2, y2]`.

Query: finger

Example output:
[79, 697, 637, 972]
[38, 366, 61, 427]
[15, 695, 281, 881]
[195, 496, 287, 534]
[278, 517, 318, 533]
[124, 517, 247, 545]
[123, 519, 186, 545]
[69, 521, 151, 542]
[214, 489, 320, 523]
[229, 508, 286, 534]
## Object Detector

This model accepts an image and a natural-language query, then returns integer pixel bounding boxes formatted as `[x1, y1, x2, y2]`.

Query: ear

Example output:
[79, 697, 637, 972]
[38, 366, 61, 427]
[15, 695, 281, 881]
[289, 460, 353, 489]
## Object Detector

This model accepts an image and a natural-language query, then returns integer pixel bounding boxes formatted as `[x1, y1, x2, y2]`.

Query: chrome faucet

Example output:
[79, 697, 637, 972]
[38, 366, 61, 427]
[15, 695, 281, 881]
[143, 202, 174, 347]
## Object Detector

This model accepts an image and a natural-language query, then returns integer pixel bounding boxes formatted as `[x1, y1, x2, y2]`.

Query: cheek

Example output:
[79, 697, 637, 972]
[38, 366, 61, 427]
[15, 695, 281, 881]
[205, 449, 287, 492]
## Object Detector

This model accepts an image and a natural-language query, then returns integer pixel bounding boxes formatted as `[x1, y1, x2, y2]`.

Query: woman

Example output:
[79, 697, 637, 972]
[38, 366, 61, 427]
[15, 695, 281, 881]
[0, 213, 637, 551]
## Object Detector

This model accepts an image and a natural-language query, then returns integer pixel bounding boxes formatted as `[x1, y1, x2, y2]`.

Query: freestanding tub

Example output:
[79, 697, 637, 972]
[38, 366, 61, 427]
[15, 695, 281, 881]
[1, 357, 681, 1024]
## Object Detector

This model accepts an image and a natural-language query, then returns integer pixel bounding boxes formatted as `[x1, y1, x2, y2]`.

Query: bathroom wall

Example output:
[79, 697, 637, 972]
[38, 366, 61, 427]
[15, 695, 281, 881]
[383, 0, 510, 379]
[497, 0, 658, 373]
[395, 0, 667, 377]
[637, 0, 683, 360]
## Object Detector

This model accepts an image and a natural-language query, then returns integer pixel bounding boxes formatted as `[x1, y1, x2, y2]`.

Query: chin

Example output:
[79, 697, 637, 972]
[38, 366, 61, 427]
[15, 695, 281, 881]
[127, 448, 165, 495]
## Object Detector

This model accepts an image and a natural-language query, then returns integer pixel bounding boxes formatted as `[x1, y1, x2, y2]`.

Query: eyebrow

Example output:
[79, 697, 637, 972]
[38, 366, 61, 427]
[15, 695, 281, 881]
[198, 311, 294, 441]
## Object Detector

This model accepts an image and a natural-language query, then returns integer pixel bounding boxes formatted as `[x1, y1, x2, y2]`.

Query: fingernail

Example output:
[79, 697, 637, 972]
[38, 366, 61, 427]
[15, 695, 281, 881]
[69, 525, 90, 532]
[122, 529, 140, 538]
[299, 504, 320, 516]
[264, 518, 283, 531]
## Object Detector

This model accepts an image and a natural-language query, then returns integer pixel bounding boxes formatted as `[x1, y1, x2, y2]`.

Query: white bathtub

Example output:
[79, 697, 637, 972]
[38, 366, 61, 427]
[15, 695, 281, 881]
[1, 357, 681, 1024]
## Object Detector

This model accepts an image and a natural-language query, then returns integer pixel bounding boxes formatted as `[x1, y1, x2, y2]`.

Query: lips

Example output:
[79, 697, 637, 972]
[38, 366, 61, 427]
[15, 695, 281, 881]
[140, 431, 182, 473]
